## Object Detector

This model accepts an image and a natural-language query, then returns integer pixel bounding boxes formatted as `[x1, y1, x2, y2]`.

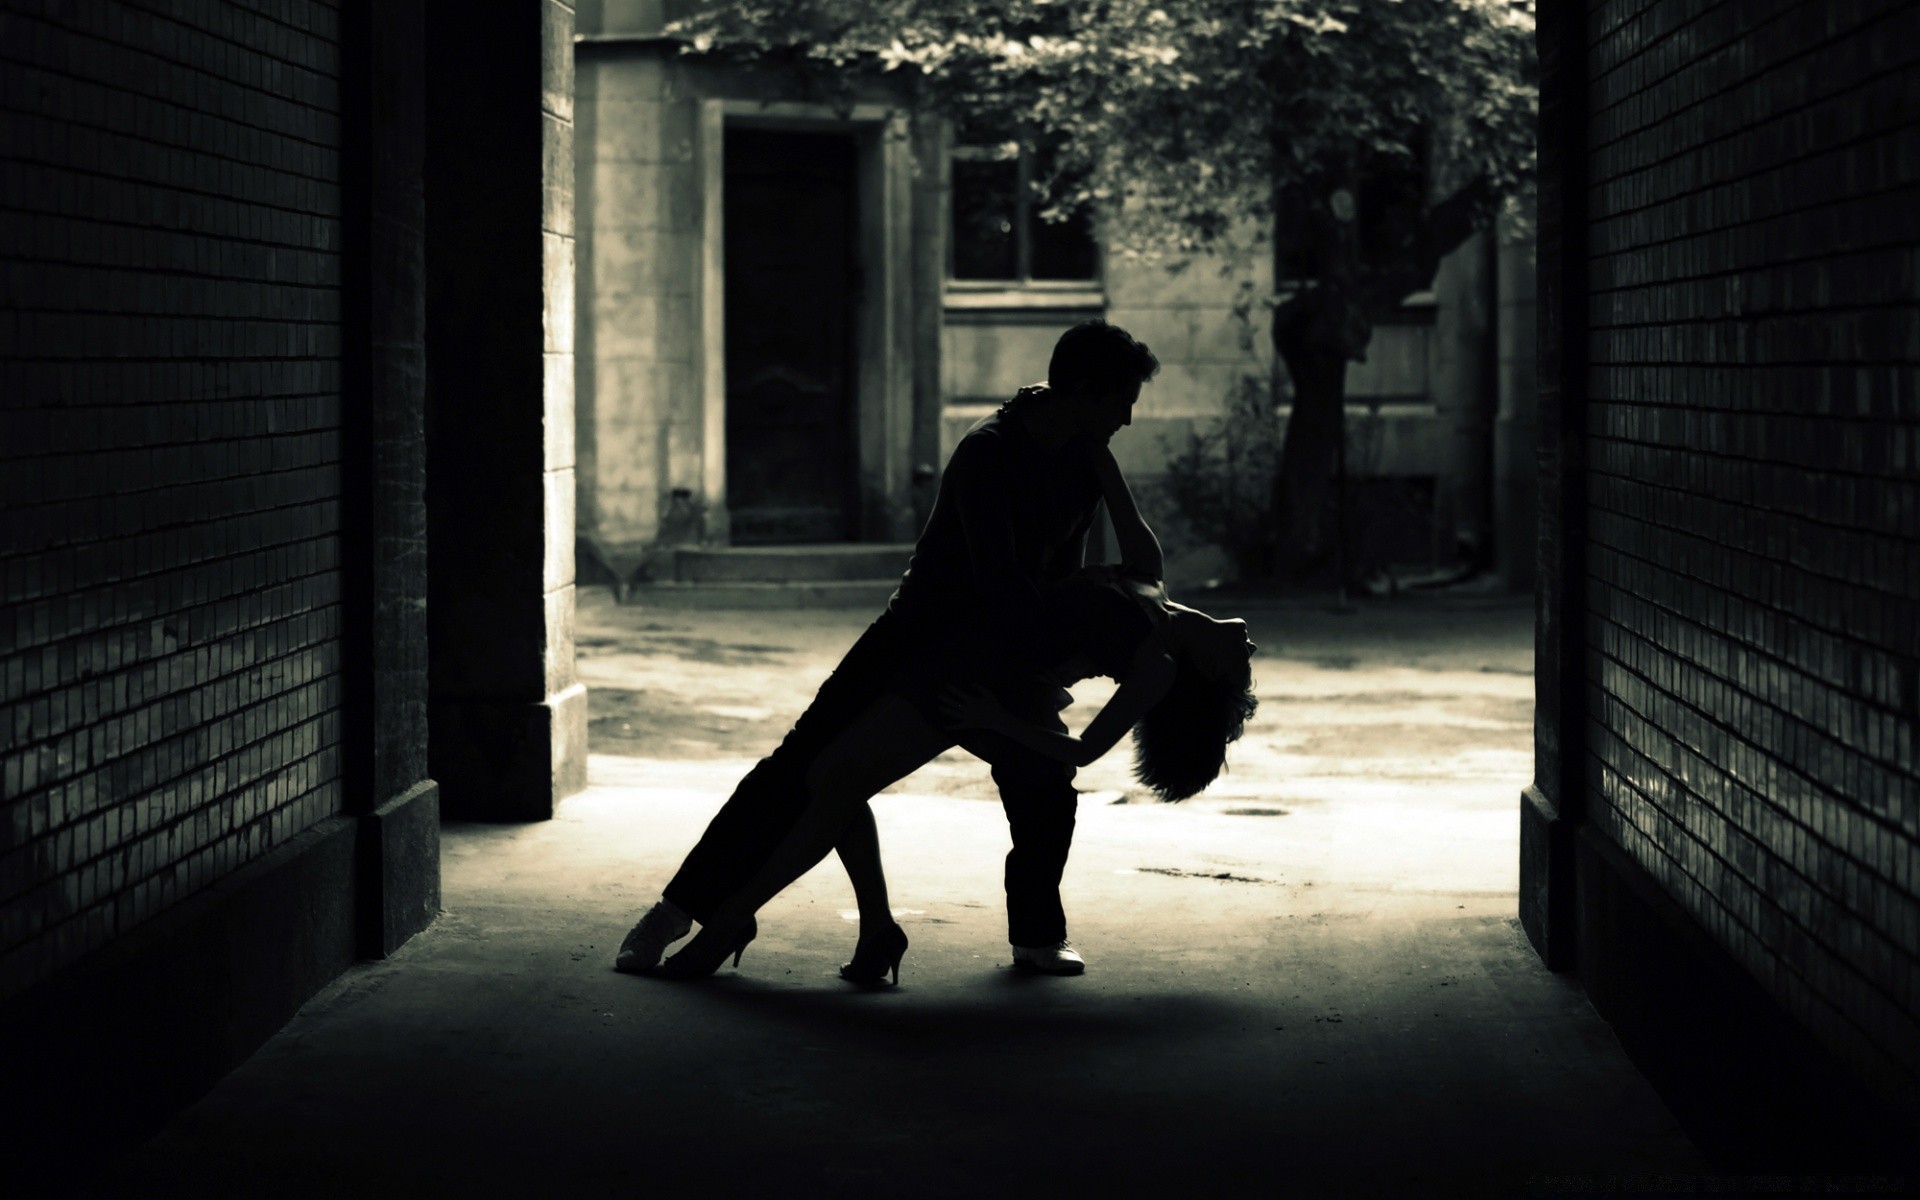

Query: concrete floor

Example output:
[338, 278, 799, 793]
[83, 585, 1707, 1198]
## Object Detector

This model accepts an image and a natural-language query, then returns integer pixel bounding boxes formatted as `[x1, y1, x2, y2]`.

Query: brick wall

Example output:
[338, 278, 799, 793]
[0, 0, 349, 999]
[1580, 0, 1920, 1099]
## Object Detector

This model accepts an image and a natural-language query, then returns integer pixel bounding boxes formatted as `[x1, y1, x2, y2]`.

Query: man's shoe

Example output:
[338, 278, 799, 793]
[1011, 940, 1086, 975]
[615, 901, 693, 973]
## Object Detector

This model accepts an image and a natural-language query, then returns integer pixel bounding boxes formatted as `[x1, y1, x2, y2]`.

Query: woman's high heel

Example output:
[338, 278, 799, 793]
[653, 916, 757, 980]
[839, 921, 909, 986]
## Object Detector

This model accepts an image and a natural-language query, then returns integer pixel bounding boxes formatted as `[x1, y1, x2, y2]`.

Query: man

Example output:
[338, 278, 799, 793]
[619, 320, 1160, 975]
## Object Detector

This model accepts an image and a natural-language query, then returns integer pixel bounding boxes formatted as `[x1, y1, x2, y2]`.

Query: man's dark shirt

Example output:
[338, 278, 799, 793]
[888, 398, 1102, 653]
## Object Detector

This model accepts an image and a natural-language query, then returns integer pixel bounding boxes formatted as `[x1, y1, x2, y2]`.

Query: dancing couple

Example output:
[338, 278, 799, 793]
[615, 320, 1258, 983]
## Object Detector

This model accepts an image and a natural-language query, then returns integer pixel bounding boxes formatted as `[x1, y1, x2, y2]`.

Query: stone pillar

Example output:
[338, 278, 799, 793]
[1520, 0, 1588, 971]
[339, 0, 441, 950]
[1429, 231, 1497, 571]
[425, 0, 587, 821]
[1493, 197, 1539, 594]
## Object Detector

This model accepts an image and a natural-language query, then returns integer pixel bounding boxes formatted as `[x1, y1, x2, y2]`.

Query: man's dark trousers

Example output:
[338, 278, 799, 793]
[661, 609, 1080, 948]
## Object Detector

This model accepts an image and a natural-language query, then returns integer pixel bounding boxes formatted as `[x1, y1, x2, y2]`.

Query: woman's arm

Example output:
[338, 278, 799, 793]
[940, 642, 1176, 767]
[1085, 442, 1164, 580]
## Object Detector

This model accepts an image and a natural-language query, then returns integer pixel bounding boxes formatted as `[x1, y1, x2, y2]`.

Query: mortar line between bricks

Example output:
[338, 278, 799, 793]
[1, 65, 345, 172]
[1586, 0, 1910, 131]
[1585, 608, 1919, 846]
[0, 460, 342, 505]
[1587, 461, 1920, 562]
[0, 351, 346, 364]
[1578, 352, 1920, 369]
[1585, 141, 1920, 237]
[1587, 240, 1920, 297]
[1587, 430, 1920, 489]
[0, 153, 345, 225]
[2, 526, 338, 579]
[8, 306, 349, 328]
[0, 253, 344, 293]
[1584, 392, 1920, 426]
[8, 306, 348, 327]
[1589, 302, 1920, 333]
[2, 480, 342, 555]
[4, 8, 344, 107]
[1579, 770, 1920, 1080]
[0, 424, 345, 465]
[0, 204, 345, 260]
[0, 392, 340, 414]
[114, 0, 344, 64]
[1586, 504, 1920, 670]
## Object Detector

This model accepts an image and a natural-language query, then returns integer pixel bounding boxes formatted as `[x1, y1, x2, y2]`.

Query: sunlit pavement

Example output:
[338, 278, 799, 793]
[87, 584, 1706, 1198]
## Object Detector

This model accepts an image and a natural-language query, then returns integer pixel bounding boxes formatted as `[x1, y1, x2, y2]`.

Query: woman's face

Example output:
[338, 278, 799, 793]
[1180, 614, 1257, 679]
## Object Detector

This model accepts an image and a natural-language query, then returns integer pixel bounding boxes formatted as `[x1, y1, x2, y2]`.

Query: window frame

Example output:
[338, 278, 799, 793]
[945, 138, 1103, 298]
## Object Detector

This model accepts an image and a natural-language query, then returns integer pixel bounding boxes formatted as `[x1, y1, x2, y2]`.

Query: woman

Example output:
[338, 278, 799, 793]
[622, 445, 1258, 983]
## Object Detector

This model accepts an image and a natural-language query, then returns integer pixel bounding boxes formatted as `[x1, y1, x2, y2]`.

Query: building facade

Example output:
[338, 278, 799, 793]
[574, 3, 1538, 590]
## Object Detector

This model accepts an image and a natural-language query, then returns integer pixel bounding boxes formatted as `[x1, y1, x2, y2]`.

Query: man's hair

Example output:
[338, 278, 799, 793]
[1130, 655, 1258, 802]
[1048, 320, 1160, 397]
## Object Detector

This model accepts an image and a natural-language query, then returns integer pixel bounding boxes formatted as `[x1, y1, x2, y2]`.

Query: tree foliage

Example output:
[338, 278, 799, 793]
[676, 0, 1530, 272]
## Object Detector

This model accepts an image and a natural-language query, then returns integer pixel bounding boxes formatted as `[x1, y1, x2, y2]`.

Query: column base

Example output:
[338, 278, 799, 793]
[360, 780, 442, 955]
[432, 683, 588, 820]
[1518, 784, 1575, 970]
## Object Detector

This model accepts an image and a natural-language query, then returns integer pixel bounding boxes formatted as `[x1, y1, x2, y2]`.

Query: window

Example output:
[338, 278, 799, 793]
[949, 139, 1098, 284]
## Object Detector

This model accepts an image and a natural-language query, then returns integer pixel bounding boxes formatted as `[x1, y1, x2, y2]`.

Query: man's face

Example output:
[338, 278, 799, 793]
[1074, 381, 1141, 444]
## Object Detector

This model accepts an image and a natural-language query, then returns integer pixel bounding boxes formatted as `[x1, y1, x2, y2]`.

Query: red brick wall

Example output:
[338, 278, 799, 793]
[0, 0, 349, 999]
[1580, 0, 1920, 1096]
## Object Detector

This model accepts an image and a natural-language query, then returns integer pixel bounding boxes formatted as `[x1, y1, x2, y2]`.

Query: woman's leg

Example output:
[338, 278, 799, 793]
[835, 806, 895, 929]
[698, 696, 951, 937]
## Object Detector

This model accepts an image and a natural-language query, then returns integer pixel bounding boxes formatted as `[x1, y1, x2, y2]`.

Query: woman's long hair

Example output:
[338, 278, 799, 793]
[1131, 654, 1257, 802]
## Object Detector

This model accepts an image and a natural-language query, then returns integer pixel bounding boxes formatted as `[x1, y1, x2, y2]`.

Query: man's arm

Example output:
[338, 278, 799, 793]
[1086, 443, 1164, 579]
[941, 641, 1177, 767]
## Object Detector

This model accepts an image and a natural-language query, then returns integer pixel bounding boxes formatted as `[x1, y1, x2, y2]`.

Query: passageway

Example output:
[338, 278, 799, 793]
[84, 589, 1706, 1197]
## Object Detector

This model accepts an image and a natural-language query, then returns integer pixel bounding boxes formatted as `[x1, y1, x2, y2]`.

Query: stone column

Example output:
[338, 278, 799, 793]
[1520, 0, 1588, 970]
[339, 0, 441, 950]
[1429, 231, 1497, 571]
[1493, 197, 1539, 594]
[425, 0, 587, 820]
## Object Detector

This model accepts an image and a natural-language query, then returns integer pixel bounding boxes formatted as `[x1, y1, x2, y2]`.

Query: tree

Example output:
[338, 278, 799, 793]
[673, 0, 1536, 580]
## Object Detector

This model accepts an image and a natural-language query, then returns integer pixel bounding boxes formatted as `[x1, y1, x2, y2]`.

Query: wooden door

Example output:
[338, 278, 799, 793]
[723, 128, 859, 544]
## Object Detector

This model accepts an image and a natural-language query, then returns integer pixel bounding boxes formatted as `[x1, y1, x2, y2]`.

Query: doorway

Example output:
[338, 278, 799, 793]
[723, 128, 860, 545]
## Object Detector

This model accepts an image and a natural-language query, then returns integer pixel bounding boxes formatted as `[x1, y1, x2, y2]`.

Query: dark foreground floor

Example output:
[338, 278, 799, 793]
[72, 772, 1705, 1199]
[65, 592, 1729, 1198]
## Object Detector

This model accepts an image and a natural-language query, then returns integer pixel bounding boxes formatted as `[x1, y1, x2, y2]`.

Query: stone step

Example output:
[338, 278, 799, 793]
[671, 543, 915, 584]
[627, 579, 900, 610]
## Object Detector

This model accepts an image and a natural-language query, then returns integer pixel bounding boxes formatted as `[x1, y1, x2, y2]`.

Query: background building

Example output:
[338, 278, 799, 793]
[573, 1, 1539, 594]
